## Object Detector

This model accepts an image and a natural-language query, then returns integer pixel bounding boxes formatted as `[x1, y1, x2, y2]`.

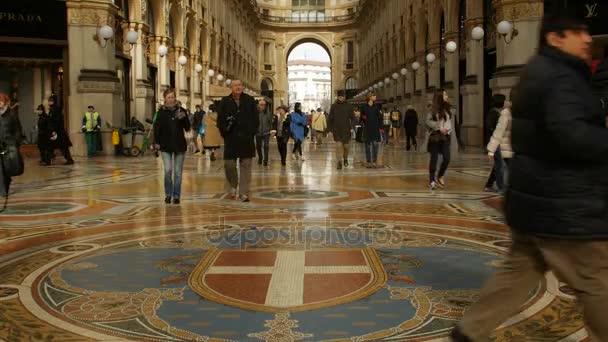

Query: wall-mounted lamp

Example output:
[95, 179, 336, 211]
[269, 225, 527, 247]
[124, 30, 139, 51]
[392, 73, 399, 80]
[412, 61, 422, 75]
[177, 55, 188, 71]
[195, 63, 203, 73]
[471, 27, 485, 42]
[158, 44, 168, 58]
[373, 84, 379, 89]
[446, 41, 458, 54]
[497, 20, 518, 44]
[401, 68, 408, 77]
[225, 79, 232, 86]
[95, 25, 115, 48]
[217, 74, 224, 82]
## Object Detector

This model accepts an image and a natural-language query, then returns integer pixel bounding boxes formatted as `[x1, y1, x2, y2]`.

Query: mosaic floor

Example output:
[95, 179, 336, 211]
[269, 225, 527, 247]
[0, 142, 589, 342]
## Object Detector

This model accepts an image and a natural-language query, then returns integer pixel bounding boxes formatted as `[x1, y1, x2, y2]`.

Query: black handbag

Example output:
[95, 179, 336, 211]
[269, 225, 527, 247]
[355, 125, 366, 143]
[428, 131, 448, 145]
[0, 144, 24, 177]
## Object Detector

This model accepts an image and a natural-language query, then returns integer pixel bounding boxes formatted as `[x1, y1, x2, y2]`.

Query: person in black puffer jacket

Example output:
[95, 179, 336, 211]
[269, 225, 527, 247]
[592, 58, 608, 126]
[153, 88, 191, 205]
[452, 14, 608, 342]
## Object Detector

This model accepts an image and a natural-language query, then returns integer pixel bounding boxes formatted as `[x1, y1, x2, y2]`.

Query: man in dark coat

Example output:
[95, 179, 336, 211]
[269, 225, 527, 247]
[592, 58, 608, 126]
[403, 105, 419, 151]
[217, 79, 258, 202]
[192, 105, 205, 154]
[328, 89, 355, 169]
[47, 96, 74, 165]
[452, 14, 608, 342]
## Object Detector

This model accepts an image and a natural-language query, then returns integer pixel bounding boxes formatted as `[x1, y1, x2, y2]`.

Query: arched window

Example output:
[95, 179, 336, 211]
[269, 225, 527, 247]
[345, 77, 357, 90]
[145, 0, 155, 34]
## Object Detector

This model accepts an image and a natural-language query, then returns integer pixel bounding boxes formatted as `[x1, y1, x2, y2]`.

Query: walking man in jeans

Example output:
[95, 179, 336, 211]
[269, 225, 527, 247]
[255, 99, 272, 166]
[218, 79, 258, 202]
[452, 14, 608, 342]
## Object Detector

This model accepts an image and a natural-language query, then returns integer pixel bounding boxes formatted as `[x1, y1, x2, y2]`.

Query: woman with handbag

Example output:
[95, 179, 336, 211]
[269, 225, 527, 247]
[426, 89, 453, 190]
[0, 93, 24, 203]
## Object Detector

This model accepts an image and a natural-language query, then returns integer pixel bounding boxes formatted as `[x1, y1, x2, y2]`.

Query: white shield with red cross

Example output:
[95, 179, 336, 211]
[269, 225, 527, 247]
[189, 248, 387, 312]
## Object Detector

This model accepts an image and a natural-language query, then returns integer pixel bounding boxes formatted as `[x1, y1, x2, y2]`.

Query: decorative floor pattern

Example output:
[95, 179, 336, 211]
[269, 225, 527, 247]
[0, 142, 588, 341]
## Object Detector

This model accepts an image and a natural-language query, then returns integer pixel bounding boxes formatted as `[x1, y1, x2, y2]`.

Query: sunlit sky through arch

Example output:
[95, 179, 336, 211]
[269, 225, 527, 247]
[287, 43, 330, 62]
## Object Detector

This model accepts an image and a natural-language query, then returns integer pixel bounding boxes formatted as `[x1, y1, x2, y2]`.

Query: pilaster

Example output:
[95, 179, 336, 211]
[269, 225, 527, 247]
[490, 0, 543, 96]
[66, 0, 121, 156]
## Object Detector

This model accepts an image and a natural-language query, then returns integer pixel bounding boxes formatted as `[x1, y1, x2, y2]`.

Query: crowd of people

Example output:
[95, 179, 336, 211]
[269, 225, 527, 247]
[0, 12, 608, 339]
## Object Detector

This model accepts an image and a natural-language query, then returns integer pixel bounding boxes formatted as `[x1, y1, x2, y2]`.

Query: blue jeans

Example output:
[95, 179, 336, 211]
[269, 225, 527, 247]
[161, 152, 185, 198]
[365, 141, 379, 163]
[383, 125, 391, 144]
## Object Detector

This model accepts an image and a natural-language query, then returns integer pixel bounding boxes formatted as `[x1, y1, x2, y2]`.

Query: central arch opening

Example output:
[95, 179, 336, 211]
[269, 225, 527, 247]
[287, 41, 332, 113]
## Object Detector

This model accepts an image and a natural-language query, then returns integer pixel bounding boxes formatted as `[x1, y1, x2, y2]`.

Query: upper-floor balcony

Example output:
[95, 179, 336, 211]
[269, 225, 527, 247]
[259, 12, 356, 27]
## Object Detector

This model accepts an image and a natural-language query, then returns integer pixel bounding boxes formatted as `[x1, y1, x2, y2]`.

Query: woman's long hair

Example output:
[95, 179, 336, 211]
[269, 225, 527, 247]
[432, 89, 451, 121]
[366, 92, 376, 104]
[294, 102, 302, 113]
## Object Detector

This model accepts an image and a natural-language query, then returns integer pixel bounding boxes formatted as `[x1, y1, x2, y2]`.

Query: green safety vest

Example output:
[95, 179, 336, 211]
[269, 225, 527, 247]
[84, 112, 100, 132]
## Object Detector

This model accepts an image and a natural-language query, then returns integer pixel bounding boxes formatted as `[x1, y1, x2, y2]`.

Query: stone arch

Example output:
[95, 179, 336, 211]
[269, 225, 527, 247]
[147, 0, 164, 36]
[168, 5, 184, 47]
[446, 0, 461, 33]
[186, 15, 198, 55]
[429, 2, 445, 46]
[284, 34, 333, 63]
[407, 21, 416, 61]
[261, 78, 274, 91]
[415, 6, 428, 54]
[345, 77, 357, 90]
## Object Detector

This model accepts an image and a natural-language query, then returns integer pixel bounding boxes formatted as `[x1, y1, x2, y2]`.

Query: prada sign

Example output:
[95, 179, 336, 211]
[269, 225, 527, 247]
[0, 0, 67, 41]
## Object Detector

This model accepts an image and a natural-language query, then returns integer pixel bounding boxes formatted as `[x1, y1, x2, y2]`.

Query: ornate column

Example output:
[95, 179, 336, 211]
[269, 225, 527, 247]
[130, 22, 154, 123]
[150, 35, 170, 103]
[460, 17, 485, 146]
[275, 39, 286, 107]
[443, 32, 459, 105]
[332, 41, 343, 94]
[190, 54, 201, 109]
[66, 0, 121, 156]
[426, 44, 441, 90]
[490, 0, 543, 96]
[414, 52, 425, 102]
[173, 46, 189, 108]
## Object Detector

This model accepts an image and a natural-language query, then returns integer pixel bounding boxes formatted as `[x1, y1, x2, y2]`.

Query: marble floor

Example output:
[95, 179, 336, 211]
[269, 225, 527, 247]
[0, 141, 588, 342]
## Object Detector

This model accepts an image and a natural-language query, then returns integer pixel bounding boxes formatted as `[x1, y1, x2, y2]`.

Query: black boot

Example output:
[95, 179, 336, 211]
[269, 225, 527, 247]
[450, 326, 473, 342]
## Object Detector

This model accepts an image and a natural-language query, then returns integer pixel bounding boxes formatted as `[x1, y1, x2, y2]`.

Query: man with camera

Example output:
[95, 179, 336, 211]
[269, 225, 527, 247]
[218, 79, 259, 202]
